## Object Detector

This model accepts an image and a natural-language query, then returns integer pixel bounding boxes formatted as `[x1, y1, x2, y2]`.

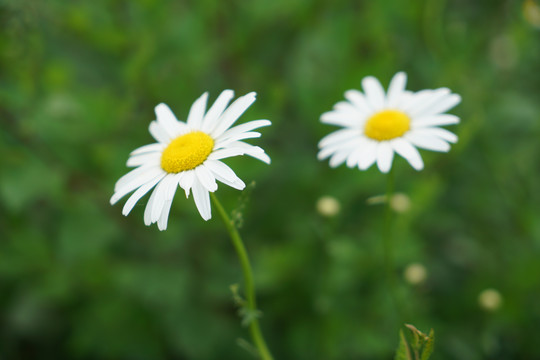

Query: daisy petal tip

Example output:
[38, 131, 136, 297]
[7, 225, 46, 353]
[202, 213, 212, 221]
[377, 162, 393, 174]
[361, 76, 383, 91]
[392, 71, 407, 82]
[155, 102, 169, 113]
[221, 89, 234, 97]
[110, 195, 119, 206]
[242, 92, 257, 101]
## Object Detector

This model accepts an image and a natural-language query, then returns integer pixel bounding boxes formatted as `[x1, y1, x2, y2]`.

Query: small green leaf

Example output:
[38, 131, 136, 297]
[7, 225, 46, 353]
[395, 329, 413, 360]
[420, 329, 435, 360]
[238, 307, 262, 327]
[230, 283, 245, 306]
[405, 324, 421, 351]
[236, 338, 259, 358]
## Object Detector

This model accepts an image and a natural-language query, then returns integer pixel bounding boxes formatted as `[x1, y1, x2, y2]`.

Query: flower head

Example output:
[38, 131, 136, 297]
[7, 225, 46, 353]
[478, 288, 503, 312]
[316, 195, 341, 217]
[110, 90, 271, 230]
[318, 72, 461, 173]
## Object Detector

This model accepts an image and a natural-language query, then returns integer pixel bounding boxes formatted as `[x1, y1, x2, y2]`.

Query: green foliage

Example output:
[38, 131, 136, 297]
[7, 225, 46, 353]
[395, 325, 434, 360]
[1, 0, 540, 359]
[395, 330, 413, 360]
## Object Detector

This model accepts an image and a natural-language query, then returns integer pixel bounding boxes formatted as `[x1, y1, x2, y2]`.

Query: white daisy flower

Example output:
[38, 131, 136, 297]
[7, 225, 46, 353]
[110, 90, 271, 230]
[318, 72, 461, 173]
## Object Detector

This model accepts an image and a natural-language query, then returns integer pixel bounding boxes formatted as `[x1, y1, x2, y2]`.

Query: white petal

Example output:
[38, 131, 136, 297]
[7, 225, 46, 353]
[320, 111, 362, 127]
[407, 89, 452, 117]
[111, 167, 164, 205]
[346, 148, 362, 168]
[210, 92, 257, 138]
[207, 148, 246, 161]
[215, 132, 261, 149]
[345, 138, 371, 168]
[192, 181, 211, 220]
[178, 170, 195, 197]
[362, 76, 386, 110]
[195, 164, 218, 192]
[144, 181, 161, 225]
[150, 174, 175, 223]
[318, 138, 362, 160]
[216, 119, 271, 143]
[114, 164, 158, 191]
[205, 160, 245, 190]
[122, 173, 166, 216]
[358, 139, 378, 170]
[396, 90, 415, 108]
[317, 145, 337, 161]
[155, 103, 184, 137]
[406, 132, 451, 152]
[401, 89, 444, 114]
[187, 92, 208, 129]
[376, 142, 394, 173]
[391, 138, 424, 170]
[157, 173, 181, 231]
[225, 142, 271, 164]
[208, 142, 271, 164]
[416, 128, 458, 143]
[417, 93, 461, 117]
[412, 114, 460, 128]
[318, 129, 359, 148]
[386, 72, 407, 108]
[344, 90, 373, 113]
[333, 101, 359, 113]
[126, 152, 161, 167]
[157, 203, 172, 231]
[201, 90, 235, 132]
[329, 148, 352, 168]
[130, 143, 165, 156]
[149, 121, 172, 143]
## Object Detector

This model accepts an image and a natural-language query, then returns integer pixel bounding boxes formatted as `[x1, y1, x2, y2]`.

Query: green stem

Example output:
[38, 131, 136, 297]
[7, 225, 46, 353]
[210, 193, 274, 360]
[382, 169, 403, 320]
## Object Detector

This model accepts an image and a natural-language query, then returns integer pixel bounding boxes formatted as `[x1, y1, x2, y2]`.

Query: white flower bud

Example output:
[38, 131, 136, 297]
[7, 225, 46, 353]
[316, 196, 341, 217]
[390, 193, 411, 213]
[478, 288, 503, 311]
[403, 263, 427, 285]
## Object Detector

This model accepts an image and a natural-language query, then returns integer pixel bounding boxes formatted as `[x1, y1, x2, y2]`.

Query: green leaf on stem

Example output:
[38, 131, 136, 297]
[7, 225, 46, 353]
[420, 329, 435, 360]
[395, 324, 435, 360]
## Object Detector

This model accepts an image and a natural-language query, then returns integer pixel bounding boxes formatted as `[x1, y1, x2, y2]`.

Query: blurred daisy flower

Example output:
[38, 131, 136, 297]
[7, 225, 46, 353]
[318, 72, 461, 173]
[110, 91, 271, 230]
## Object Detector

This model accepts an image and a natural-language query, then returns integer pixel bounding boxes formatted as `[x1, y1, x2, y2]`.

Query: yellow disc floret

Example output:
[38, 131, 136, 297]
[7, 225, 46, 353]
[364, 110, 411, 141]
[161, 131, 214, 173]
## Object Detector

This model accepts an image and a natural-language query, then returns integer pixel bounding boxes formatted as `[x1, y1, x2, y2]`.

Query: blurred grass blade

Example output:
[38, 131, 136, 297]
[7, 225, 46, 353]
[394, 329, 413, 360]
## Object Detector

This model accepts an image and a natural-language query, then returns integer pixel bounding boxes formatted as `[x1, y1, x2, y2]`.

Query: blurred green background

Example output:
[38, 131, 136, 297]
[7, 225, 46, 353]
[1, 0, 540, 359]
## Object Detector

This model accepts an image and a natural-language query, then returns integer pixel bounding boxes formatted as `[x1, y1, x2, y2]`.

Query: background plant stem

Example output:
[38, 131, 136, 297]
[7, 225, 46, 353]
[382, 169, 404, 321]
[210, 193, 274, 360]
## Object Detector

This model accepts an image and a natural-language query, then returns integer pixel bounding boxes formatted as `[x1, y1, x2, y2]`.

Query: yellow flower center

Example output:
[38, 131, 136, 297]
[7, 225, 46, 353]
[364, 110, 411, 141]
[160, 131, 214, 173]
